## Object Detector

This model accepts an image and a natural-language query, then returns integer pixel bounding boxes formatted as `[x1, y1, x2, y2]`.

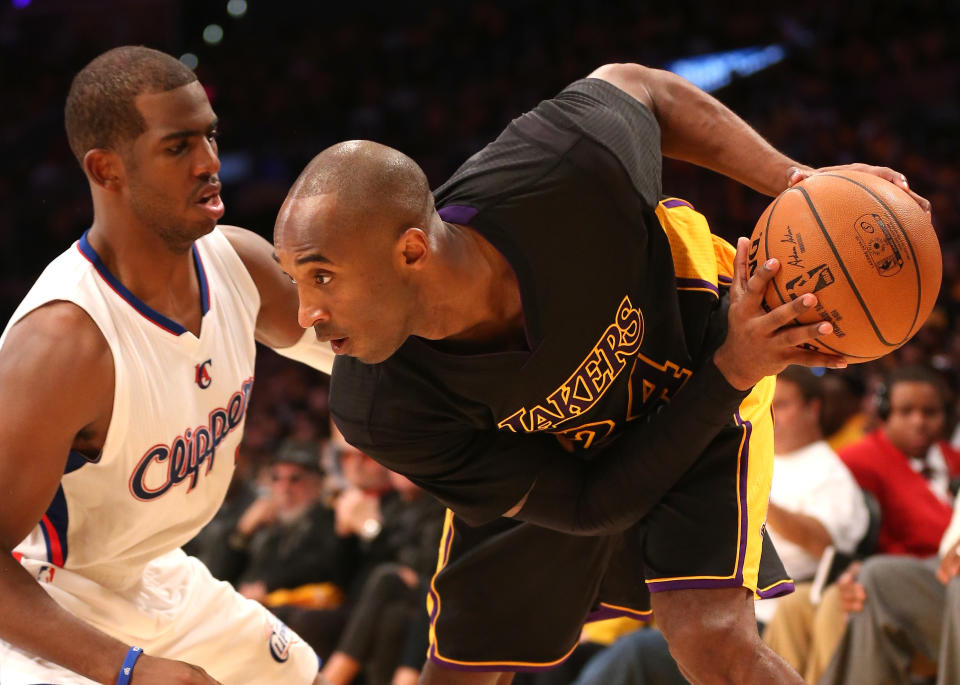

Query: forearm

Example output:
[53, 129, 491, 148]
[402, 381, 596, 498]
[649, 68, 803, 195]
[594, 64, 804, 196]
[765, 502, 833, 557]
[0, 553, 128, 683]
[517, 359, 749, 534]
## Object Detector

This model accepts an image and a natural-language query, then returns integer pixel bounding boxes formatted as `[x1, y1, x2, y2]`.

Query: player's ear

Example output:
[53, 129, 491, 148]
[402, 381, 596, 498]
[397, 227, 429, 269]
[84, 148, 125, 191]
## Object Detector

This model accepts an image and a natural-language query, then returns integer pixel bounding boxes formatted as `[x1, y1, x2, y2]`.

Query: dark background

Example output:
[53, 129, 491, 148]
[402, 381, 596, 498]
[2, 0, 959, 439]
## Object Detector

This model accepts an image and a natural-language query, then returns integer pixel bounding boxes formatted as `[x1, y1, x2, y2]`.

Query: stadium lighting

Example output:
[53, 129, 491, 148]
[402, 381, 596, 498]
[227, 0, 248, 18]
[666, 44, 786, 93]
[180, 53, 199, 70]
[203, 24, 225, 45]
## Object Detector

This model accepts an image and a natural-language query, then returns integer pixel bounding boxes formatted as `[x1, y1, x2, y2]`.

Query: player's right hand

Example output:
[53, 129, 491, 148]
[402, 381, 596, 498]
[713, 236, 847, 390]
[126, 654, 223, 684]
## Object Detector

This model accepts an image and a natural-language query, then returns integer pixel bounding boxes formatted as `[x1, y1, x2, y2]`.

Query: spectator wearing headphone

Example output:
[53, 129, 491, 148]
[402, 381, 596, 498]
[840, 365, 960, 557]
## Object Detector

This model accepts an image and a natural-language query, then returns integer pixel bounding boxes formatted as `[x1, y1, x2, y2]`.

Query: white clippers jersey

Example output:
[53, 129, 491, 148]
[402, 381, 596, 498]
[0, 228, 258, 591]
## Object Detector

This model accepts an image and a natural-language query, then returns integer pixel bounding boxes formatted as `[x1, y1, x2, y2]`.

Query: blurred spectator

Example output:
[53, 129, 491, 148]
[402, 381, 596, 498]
[183, 446, 259, 575]
[210, 440, 357, 602]
[820, 371, 868, 452]
[820, 485, 960, 685]
[323, 471, 445, 685]
[760, 367, 869, 622]
[764, 365, 960, 684]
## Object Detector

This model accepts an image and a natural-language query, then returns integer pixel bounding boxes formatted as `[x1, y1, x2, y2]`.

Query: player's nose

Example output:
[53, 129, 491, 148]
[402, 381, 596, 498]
[298, 297, 330, 329]
[194, 137, 220, 177]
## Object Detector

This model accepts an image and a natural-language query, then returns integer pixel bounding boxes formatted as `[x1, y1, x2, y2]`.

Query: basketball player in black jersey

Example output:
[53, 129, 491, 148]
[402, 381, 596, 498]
[274, 64, 927, 684]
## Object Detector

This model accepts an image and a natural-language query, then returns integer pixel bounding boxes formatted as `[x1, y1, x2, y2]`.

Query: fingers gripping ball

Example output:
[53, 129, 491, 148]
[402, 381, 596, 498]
[749, 170, 942, 362]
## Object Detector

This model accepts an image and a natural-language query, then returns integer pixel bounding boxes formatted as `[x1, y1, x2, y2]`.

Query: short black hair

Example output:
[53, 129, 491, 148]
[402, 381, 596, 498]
[885, 365, 950, 409]
[777, 365, 824, 405]
[64, 46, 197, 164]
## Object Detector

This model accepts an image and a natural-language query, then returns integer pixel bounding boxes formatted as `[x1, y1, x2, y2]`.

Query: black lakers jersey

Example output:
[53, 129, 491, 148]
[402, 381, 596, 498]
[331, 79, 748, 527]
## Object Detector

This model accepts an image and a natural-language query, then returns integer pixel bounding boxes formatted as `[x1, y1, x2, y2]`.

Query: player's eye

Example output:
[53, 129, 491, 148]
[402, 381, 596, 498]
[167, 141, 188, 155]
[314, 272, 332, 286]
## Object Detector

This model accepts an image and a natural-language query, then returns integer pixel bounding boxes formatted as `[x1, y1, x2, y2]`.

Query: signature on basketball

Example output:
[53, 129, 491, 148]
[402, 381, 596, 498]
[128, 377, 254, 501]
[780, 226, 805, 269]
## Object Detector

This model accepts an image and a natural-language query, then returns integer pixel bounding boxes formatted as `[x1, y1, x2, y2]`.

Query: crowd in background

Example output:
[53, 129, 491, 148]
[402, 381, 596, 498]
[2, 0, 959, 682]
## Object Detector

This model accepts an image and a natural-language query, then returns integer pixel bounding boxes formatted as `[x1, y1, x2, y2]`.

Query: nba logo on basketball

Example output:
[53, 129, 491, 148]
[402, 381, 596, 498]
[195, 359, 213, 389]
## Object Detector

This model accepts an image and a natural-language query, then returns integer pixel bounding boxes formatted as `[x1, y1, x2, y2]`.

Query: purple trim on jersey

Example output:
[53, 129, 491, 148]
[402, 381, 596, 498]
[675, 277, 719, 296]
[585, 604, 653, 623]
[733, 409, 752, 584]
[77, 231, 210, 336]
[438, 205, 479, 225]
[662, 198, 694, 210]
[648, 410, 754, 594]
[757, 580, 796, 599]
[426, 653, 577, 674]
[718, 274, 733, 285]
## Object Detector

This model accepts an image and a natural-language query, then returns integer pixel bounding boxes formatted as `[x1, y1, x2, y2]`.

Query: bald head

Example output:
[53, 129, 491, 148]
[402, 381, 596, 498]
[288, 140, 433, 236]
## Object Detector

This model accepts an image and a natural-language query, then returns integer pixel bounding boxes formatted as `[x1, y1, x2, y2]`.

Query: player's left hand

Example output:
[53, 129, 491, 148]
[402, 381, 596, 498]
[787, 163, 931, 214]
[937, 540, 960, 585]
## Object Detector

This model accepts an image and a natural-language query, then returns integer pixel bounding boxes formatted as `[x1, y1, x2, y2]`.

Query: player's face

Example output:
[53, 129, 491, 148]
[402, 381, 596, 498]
[882, 381, 945, 458]
[771, 379, 818, 454]
[121, 82, 223, 250]
[274, 194, 415, 364]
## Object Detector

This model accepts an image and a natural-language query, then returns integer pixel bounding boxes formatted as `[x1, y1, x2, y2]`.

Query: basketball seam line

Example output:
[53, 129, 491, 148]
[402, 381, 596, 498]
[766, 190, 871, 358]
[793, 184, 899, 348]
[818, 173, 923, 341]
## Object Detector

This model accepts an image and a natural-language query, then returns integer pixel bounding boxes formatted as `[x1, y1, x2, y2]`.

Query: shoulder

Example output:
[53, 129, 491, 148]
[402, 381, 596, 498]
[5, 300, 110, 366]
[0, 300, 113, 416]
[216, 225, 274, 271]
[215, 225, 302, 348]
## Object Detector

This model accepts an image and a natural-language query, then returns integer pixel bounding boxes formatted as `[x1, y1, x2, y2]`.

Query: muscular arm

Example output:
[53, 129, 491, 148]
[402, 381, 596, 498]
[764, 502, 833, 558]
[0, 302, 130, 682]
[220, 225, 333, 373]
[589, 63, 805, 197]
[0, 304, 223, 684]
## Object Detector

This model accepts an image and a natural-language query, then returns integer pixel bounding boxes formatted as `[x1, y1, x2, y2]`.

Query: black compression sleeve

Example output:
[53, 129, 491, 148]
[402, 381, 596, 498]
[516, 359, 751, 535]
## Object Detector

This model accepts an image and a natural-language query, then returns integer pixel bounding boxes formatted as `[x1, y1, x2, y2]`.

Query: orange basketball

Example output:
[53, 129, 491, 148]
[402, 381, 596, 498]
[748, 170, 942, 362]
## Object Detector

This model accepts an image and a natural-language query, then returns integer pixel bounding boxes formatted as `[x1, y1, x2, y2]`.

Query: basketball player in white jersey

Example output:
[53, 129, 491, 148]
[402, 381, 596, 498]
[0, 47, 334, 684]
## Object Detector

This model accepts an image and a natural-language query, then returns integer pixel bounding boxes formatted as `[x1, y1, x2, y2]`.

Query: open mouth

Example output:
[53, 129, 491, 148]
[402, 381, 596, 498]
[330, 337, 349, 354]
[196, 187, 225, 220]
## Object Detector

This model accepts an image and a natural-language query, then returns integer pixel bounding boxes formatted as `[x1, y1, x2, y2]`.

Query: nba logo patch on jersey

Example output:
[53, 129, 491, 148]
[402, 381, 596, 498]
[35, 564, 56, 583]
[195, 359, 213, 389]
[264, 615, 297, 663]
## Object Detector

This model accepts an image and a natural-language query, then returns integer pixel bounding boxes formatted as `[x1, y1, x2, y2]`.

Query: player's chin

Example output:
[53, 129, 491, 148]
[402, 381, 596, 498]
[352, 343, 399, 365]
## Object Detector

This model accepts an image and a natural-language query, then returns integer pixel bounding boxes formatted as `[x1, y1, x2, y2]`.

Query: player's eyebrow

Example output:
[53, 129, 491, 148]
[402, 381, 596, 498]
[159, 118, 219, 142]
[271, 252, 331, 265]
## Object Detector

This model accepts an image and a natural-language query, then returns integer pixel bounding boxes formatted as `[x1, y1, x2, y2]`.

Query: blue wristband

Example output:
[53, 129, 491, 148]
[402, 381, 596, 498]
[116, 646, 143, 685]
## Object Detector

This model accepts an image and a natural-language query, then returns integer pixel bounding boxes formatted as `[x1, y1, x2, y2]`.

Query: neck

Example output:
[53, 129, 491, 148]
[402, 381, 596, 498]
[86, 204, 204, 333]
[414, 221, 525, 351]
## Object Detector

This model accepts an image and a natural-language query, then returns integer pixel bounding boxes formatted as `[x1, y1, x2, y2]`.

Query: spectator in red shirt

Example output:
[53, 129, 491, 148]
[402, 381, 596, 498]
[839, 365, 960, 557]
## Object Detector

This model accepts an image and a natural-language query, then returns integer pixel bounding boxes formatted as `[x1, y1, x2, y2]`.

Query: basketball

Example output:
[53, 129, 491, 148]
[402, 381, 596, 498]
[749, 170, 942, 362]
